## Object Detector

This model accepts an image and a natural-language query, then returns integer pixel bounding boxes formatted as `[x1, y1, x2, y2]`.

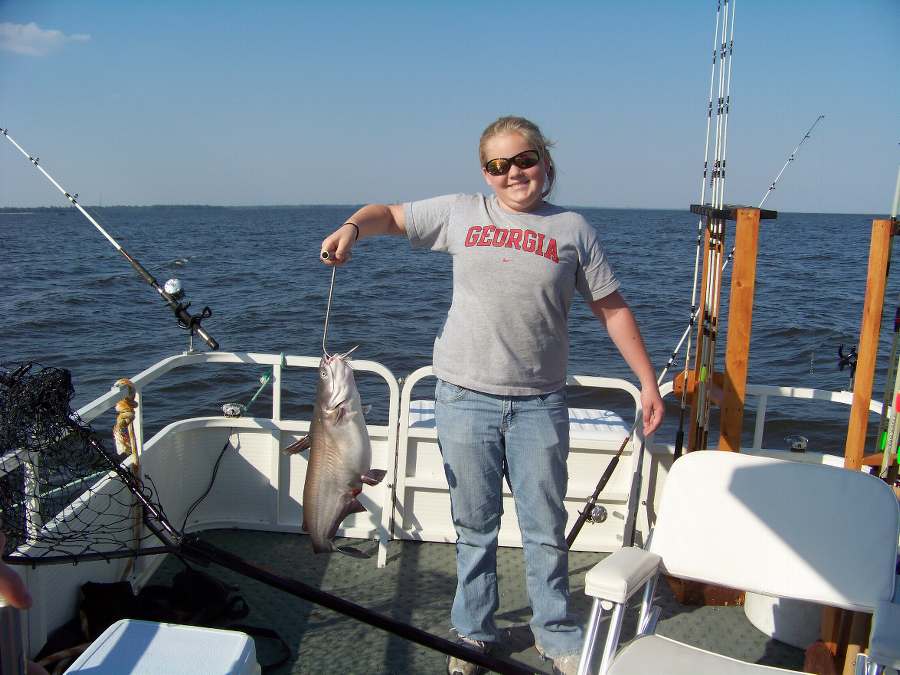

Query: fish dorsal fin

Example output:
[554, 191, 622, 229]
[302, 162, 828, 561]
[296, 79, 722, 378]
[361, 469, 387, 486]
[339, 345, 360, 359]
[281, 434, 311, 455]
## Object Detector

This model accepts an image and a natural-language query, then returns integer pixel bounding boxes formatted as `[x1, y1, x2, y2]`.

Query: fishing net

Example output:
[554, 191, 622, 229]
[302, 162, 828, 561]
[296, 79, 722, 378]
[0, 362, 179, 565]
[0, 362, 537, 673]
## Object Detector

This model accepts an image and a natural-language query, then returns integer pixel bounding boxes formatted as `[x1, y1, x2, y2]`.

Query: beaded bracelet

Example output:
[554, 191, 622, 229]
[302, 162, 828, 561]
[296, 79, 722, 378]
[342, 221, 360, 240]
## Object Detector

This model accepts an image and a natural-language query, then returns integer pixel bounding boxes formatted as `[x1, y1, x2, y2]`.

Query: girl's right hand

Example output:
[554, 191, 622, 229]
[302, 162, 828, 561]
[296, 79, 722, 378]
[320, 222, 358, 266]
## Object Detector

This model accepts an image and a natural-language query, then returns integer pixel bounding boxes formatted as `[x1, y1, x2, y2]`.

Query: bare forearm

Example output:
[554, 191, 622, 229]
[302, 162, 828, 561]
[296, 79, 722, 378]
[320, 203, 406, 265]
[591, 293, 658, 391]
[591, 291, 665, 434]
[344, 203, 406, 239]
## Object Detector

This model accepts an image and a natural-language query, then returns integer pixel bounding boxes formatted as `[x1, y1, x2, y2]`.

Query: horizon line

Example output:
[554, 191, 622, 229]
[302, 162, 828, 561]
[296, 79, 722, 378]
[0, 203, 888, 217]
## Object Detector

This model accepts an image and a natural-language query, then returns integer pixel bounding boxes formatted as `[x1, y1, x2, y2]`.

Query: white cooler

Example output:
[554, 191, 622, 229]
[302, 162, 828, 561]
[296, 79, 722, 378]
[65, 619, 261, 674]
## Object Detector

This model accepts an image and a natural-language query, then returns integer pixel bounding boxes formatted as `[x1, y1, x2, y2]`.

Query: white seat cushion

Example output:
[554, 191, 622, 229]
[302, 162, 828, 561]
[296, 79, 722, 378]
[409, 400, 628, 440]
[608, 635, 809, 675]
[649, 451, 899, 611]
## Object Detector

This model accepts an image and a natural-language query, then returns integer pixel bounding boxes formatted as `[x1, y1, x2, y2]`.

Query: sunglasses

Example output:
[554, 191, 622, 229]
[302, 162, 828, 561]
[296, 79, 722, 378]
[483, 149, 541, 176]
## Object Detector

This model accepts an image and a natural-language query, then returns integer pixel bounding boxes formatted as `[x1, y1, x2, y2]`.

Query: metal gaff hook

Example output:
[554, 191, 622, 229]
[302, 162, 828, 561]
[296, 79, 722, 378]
[322, 266, 336, 358]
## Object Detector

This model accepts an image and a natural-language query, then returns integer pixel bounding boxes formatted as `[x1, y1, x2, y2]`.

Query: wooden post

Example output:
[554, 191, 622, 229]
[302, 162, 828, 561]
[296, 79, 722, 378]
[842, 613, 872, 675]
[844, 219, 893, 469]
[825, 218, 896, 674]
[669, 206, 774, 607]
[719, 208, 761, 452]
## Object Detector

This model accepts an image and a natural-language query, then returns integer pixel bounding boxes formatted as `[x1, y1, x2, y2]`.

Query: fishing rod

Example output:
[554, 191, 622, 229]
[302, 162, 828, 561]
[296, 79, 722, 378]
[876, 168, 900, 480]
[1, 128, 219, 351]
[677, 0, 737, 455]
[568, 0, 740, 547]
[670, 112, 825, 456]
[758, 115, 825, 209]
[674, 0, 726, 458]
[694, 0, 736, 450]
[876, 296, 900, 479]
[717, 114, 826, 275]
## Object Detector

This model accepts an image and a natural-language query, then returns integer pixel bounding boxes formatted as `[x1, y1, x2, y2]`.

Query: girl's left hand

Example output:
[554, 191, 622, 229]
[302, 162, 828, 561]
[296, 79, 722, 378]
[640, 388, 665, 437]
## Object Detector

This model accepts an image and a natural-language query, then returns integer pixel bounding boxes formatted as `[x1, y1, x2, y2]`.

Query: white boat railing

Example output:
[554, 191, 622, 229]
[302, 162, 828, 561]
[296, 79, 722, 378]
[745, 384, 880, 453]
[72, 351, 401, 567]
[8, 354, 888, 657]
[8, 355, 880, 567]
[394, 366, 643, 550]
[658, 380, 882, 455]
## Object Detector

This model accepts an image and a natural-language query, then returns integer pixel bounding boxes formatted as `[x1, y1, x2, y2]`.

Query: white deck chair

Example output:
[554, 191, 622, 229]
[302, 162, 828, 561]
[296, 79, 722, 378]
[577, 451, 900, 675]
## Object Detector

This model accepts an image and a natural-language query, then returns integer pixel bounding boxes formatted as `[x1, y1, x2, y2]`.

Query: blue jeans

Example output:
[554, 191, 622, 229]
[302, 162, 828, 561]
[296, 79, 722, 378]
[434, 379, 583, 658]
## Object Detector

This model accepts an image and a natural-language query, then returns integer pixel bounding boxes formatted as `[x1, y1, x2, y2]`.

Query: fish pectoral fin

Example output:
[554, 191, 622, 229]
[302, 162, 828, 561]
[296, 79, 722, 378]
[346, 497, 367, 515]
[361, 469, 387, 486]
[281, 434, 312, 455]
[335, 545, 371, 559]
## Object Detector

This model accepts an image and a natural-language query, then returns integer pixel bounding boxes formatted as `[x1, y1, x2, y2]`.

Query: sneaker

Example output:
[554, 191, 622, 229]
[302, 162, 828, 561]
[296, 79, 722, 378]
[447, 635, 491, 675]
[546, 653, 579, 675]
[536, 647, 580, 675]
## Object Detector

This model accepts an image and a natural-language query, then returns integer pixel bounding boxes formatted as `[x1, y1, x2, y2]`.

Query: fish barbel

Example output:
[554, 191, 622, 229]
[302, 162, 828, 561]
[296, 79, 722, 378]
[282, 351, 385, 557]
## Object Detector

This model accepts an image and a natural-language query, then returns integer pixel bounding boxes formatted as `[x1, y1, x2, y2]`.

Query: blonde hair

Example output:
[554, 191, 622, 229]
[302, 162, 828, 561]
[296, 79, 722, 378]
[479, 116, 556, 197]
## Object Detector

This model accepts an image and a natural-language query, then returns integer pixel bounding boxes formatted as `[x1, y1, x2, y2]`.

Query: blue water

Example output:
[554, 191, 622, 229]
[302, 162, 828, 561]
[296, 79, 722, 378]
[1, 205, 896, 456]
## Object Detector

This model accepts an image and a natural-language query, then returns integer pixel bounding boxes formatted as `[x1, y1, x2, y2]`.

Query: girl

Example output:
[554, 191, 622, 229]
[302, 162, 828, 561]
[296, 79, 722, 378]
[319, 116, 664, 675]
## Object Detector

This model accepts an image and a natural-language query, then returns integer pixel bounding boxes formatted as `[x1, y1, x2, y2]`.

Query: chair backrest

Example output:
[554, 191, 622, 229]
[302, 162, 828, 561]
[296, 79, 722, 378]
[649, 451, 899, 612]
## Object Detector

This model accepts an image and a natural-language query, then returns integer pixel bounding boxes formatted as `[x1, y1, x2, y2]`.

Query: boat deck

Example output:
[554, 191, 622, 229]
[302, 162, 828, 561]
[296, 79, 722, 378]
[149, 529, 805, 674]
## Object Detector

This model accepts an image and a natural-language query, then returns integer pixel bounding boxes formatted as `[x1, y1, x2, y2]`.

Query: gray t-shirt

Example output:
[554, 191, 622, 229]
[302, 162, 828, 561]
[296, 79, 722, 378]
[404, 193, 619, 395]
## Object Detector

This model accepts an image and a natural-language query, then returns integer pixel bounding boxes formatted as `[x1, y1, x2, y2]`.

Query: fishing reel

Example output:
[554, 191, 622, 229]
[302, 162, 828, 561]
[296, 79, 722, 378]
[785, 435, 808, 453]
[584, 504, 608, 524]
[163, 278, 184, 301]
[221, 403, 245, 418]
[164, 278, 216, 352]
[838, 344, 858, 388]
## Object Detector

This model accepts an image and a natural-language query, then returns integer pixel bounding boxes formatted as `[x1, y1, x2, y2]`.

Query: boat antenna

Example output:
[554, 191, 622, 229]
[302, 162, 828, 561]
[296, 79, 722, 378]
[1, 128, 219, 351]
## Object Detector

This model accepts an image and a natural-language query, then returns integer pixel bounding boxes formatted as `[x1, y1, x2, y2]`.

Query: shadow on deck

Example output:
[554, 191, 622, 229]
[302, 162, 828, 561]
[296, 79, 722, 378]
[149, 530, 804, 674]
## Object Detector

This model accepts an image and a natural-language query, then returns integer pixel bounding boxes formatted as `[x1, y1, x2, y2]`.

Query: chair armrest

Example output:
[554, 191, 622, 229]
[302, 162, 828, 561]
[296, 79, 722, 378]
[869, 600, 900, 669]
[584, 546, 662, 604]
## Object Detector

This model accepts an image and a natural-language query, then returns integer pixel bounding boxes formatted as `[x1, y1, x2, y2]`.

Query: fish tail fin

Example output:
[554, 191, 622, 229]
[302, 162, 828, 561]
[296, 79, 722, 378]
[361, 469, 387, 486]
[282, 434, 311, 455]
[335, 544, 371, 559]
[310, 537, 332, 554]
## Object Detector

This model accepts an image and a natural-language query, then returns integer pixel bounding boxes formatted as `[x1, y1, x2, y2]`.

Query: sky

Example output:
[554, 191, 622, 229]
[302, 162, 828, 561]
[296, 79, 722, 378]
[0, 1, 897, 213]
